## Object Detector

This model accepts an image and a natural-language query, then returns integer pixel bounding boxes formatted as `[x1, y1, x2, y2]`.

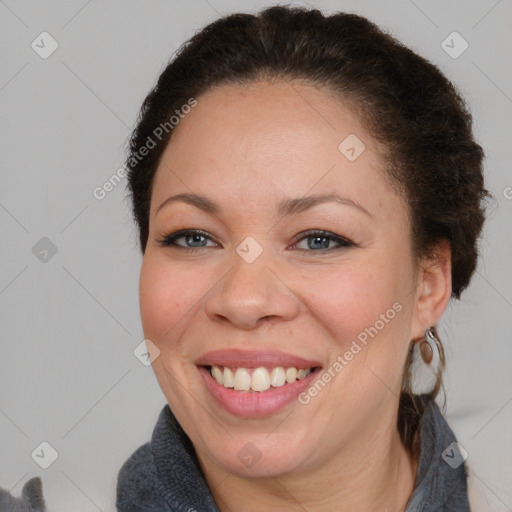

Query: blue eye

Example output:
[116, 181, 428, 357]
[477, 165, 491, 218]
[158, 229, 218, 249]
[291, 230, 354, 251]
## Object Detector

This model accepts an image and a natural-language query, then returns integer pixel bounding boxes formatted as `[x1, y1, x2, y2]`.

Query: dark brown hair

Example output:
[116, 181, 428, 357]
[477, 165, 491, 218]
[125, 5, 490, 457]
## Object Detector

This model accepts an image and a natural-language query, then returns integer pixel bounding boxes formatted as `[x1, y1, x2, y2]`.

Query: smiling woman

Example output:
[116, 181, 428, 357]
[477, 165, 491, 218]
[115, 5, 489, 512]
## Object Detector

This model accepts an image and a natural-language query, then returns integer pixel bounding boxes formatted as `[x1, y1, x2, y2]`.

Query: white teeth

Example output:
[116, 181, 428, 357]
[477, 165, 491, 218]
[212, 365, 223, 385]
[285, 367, 297, 383]
[233, 368, 251, 391]
[209, 365, 313, 392]
[298, 368, 312, 380]
[251, 367, 271, 392]
[270, 367, 286, 387]
[223, 367, 234, 388]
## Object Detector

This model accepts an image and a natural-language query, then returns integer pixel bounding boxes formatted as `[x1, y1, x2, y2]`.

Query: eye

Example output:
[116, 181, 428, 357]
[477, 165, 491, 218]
[157, 229, 219, 250]
[290, 230, 354, 251]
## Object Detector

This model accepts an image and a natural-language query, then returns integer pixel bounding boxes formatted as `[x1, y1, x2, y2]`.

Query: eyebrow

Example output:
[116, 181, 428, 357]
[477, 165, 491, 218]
[156, 192, 372, 218]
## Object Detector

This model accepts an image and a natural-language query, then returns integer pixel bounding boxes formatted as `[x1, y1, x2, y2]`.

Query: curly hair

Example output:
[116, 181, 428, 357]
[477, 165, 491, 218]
[125, 5, 490, 457]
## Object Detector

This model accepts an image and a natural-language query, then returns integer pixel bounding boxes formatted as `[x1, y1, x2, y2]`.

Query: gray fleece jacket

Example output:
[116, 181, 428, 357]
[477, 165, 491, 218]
[0, 396, 469, 511]
[115, 395, 470, 511]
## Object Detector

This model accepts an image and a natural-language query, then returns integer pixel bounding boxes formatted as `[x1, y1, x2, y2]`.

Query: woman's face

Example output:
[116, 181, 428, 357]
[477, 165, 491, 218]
[139, 81, 428, 478]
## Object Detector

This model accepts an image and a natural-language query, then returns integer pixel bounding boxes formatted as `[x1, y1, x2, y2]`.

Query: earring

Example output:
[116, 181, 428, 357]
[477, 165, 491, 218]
[408, 327, 444, 395]
[419, 327, 440, 365]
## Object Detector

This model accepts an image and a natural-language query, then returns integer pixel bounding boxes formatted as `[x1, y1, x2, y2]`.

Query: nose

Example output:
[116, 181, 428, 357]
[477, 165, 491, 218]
[205, 249, 300, 330]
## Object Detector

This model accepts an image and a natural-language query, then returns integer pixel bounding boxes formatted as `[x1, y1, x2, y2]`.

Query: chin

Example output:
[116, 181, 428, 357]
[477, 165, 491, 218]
[198, 423, 322, 480]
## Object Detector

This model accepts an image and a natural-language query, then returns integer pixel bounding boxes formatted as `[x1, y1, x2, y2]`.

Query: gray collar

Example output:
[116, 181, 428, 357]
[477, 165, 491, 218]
[405, 395, 470, 511]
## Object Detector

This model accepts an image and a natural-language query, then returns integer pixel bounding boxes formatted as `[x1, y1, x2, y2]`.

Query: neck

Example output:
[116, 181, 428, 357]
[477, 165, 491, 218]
[198, 414, 418, 512]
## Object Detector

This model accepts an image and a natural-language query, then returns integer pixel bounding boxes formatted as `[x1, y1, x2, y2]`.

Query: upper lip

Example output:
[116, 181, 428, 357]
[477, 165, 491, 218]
[195, 349, 322, 369]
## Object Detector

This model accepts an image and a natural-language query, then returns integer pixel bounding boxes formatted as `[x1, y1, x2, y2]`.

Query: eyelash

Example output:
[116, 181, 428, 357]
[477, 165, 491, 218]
[157, 229, 355, 253]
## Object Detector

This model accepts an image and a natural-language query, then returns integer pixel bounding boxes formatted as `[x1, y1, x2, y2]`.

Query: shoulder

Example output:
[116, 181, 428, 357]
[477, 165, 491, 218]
[116, 442, 169, 511]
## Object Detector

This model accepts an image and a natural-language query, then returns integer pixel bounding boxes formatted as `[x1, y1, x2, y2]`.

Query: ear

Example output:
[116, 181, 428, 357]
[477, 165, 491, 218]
[0, 477, 46, 512]
[411, 239, 452, 340]
[22, 477, 46, 511]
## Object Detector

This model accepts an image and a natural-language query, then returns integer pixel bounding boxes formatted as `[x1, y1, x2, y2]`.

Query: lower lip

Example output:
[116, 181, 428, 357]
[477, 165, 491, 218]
[198, 366, 321, 418]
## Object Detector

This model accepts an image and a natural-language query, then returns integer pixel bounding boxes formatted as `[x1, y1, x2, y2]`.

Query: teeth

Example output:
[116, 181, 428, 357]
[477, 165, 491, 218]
[251, 367, 271, 392]
[297, 369, 308, 379]
[234, 368, 251, 391]
[223, 367, 234, 388]
[209, 365, 313, 392]
[286, 367, 297, 383]
[270, 367, 286, 387]
[212, 365, 223, 385]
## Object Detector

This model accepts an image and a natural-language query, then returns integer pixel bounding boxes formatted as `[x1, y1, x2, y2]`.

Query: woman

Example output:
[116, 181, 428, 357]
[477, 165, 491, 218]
[115, 5, 489, 512]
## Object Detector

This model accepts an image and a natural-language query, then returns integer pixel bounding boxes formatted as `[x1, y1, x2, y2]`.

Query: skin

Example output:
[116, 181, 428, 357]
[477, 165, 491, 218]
[139, 81, 452, 511]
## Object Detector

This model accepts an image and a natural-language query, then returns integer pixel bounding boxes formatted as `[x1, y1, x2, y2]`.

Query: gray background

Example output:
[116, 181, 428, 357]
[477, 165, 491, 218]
[0, 0, 511, 510]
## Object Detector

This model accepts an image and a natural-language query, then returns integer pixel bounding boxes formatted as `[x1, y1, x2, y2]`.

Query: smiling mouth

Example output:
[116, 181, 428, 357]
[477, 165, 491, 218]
[204, 365, 321, 393]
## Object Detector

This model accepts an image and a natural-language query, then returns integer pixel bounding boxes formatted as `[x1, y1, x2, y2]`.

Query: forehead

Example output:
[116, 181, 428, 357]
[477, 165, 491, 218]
[166, 80, 367, 156]
[150, 81, 403, 223]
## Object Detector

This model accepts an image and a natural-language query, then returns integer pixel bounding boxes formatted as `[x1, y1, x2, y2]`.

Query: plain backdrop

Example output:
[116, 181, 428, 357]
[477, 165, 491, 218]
[1, 1, 511, 510]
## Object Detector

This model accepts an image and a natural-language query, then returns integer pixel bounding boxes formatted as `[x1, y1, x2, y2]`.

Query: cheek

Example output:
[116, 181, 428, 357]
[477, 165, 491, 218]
[139, 254, 213, 409]
[139, 254, 206, 348]
[293, 255, 414, 391]
[296, 258, 405, 340]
